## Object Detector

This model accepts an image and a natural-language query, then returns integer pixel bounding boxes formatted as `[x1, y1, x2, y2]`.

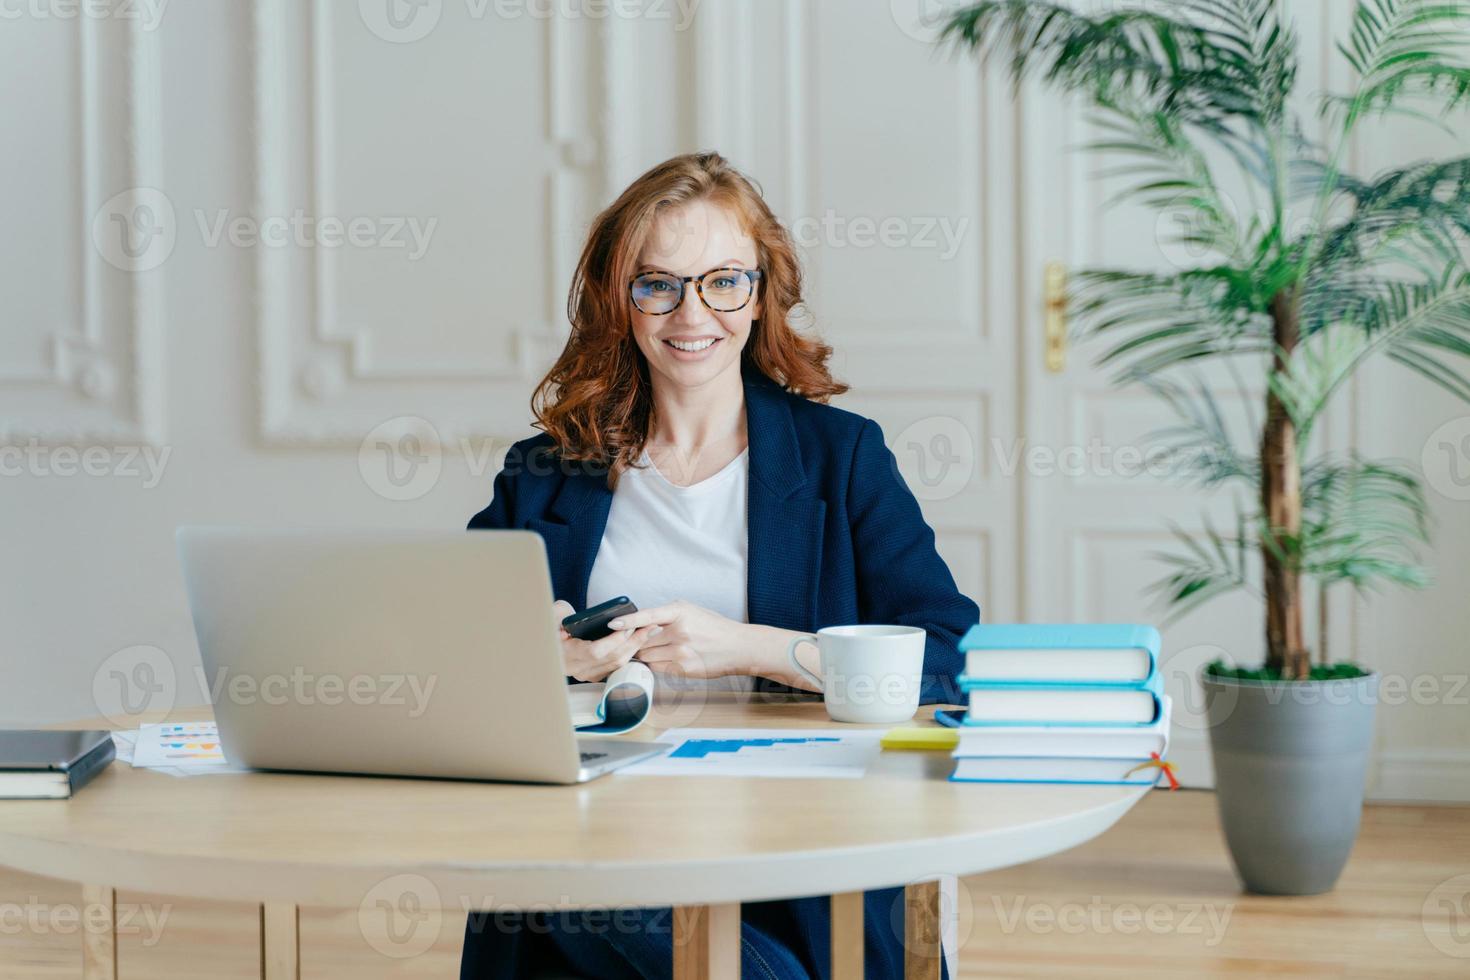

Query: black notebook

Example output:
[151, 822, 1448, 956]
[0, 730, 116, 799]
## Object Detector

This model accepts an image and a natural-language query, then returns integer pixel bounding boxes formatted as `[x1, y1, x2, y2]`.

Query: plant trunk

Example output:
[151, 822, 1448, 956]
[1318, 585, 1329, 666]
[1262, 285, 1309, 679]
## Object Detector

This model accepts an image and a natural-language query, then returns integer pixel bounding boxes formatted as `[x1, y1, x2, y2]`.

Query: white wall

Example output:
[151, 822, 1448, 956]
[3, 0, 1467, 801]
[1356, 102, 1470, 800]
[4, 0, 1009, 724]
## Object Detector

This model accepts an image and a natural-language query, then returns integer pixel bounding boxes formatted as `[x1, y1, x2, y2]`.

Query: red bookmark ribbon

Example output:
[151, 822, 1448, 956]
[1123, 752, 1178, 790]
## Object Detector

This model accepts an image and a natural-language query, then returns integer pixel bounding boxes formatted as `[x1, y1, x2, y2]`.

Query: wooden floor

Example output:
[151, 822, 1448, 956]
[1, 790, 1466, 978]
[954, 790, 1470, 978]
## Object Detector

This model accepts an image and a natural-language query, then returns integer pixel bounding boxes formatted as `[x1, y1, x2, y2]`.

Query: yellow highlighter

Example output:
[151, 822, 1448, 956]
[880, 727, 960, 751]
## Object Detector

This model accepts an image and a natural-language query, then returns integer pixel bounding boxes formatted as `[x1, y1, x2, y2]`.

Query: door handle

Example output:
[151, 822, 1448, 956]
[1044, 261, 1067, 373]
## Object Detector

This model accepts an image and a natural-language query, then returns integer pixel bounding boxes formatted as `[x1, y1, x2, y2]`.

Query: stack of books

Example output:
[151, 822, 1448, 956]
[946, 624, 1172, 785]
[0, 730, 115, 799]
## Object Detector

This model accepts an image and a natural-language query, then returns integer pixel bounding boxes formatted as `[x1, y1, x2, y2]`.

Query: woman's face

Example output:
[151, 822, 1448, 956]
[628, 199, 761, 394]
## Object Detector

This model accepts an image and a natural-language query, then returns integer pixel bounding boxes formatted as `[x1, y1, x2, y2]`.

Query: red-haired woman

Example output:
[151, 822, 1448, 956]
[464, 151, 975, 978]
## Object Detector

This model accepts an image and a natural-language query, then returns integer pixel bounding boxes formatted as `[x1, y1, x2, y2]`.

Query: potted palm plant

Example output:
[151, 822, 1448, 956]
[938, 0, 1470, 894]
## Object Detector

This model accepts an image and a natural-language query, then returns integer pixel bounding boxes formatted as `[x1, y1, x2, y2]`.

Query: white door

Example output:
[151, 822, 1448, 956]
[715, 0, 1024, 626]
[1015, 1, 1356, 786]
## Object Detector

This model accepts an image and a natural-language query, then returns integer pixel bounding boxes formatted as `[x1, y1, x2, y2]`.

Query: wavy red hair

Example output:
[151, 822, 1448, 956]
[530, 151, 847, 486]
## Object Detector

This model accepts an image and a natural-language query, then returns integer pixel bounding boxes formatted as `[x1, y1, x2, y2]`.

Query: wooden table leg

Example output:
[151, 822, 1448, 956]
[672, 903, 739, 980]
[261, 902, 300, 980]
[830, 891, 864, 977]
[904, 880, 942, 980]
[80, 885, 116, 980]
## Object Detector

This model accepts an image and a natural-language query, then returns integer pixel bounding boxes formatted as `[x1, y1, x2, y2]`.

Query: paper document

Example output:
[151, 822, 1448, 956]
[568, 661, 655, 733]
[617, 728, 885, 779]
[111, 729, 138, 764]
[129, 723, 250, 777]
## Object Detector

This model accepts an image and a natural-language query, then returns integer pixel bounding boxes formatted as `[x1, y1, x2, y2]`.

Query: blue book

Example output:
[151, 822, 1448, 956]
[955, 671, 1165, 727]
[950, 755, 1163, 785]
[958, 623, 1161, 686]
[949, 696, 1172, 757]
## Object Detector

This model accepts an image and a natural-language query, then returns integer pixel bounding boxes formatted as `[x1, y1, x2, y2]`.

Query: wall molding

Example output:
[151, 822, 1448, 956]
[0, 6, 165, 446]
[778, 3, 987, 347]
[252, 0, 596, 446]
[930, 526, 992, 620]
[687, 3, 991, 348]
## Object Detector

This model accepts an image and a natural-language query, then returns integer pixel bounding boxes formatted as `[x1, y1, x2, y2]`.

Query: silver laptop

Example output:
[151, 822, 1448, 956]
[175, 527, 666, 784]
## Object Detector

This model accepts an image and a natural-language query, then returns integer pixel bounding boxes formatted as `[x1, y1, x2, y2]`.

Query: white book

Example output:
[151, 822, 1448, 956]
[963, 676, 1162, 725]
[964, 646, 1153, 683]
[951, 756, 1162, 785]
[955, 697, 1171, 759]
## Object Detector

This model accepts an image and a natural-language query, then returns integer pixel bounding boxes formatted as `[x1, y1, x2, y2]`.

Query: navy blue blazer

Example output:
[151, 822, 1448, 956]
[467, 366, 980, 704]
[462, 365, 970, 977]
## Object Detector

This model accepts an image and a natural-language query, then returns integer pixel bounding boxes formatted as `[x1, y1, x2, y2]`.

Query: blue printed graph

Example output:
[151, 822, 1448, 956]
[622, 730, 883, 779]
[669, 737, 841, 759]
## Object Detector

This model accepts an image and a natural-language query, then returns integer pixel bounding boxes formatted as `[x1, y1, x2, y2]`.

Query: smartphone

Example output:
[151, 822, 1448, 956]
[561, 596, 638, 642]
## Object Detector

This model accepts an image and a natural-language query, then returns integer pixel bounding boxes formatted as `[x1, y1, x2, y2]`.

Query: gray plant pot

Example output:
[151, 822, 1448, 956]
[1202, 671, 1377, 895]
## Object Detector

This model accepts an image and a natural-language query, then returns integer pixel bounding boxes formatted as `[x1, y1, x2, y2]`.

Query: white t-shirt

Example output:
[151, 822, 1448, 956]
[585, 447, 753, 691]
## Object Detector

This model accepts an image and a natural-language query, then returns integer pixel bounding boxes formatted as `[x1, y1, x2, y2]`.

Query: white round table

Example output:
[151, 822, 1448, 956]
[1, 695, 1149, 979]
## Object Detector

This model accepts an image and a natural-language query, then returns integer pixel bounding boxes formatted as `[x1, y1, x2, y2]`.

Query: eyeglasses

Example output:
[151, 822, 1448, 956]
[628, 266, 762, 316]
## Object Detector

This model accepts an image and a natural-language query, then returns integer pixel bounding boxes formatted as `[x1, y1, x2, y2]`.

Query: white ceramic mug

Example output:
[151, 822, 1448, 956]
[786, 625, 925, 724]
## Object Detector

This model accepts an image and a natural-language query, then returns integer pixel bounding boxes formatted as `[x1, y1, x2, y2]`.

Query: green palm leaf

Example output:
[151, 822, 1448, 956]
[1327, 0, 1470, 127]
[1084, 99, 1245, 260]
[1272, 270, 1470, 435]
[1071, 268, 1271, 379]
[1138, 375, 1258, 488]
[1300, 456, 1431, 589]
[1146, 513, 1258, 622]
[938, 0, 1278, 126]
[1311, 157, 1470, 278]
[939, 0, 1468, 663]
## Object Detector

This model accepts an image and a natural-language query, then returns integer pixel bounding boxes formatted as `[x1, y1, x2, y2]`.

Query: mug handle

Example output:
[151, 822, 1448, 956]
[786, 634, 824, 690]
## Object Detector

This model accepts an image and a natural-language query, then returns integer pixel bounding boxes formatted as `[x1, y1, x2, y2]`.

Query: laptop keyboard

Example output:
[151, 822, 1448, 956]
[579, 751, 609, 763]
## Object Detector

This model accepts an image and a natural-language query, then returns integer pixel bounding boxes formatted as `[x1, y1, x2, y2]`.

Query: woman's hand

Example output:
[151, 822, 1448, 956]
[605, 600, 751, 680]
[602, 599, 817, 689]
[551, 600, 660, 683]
